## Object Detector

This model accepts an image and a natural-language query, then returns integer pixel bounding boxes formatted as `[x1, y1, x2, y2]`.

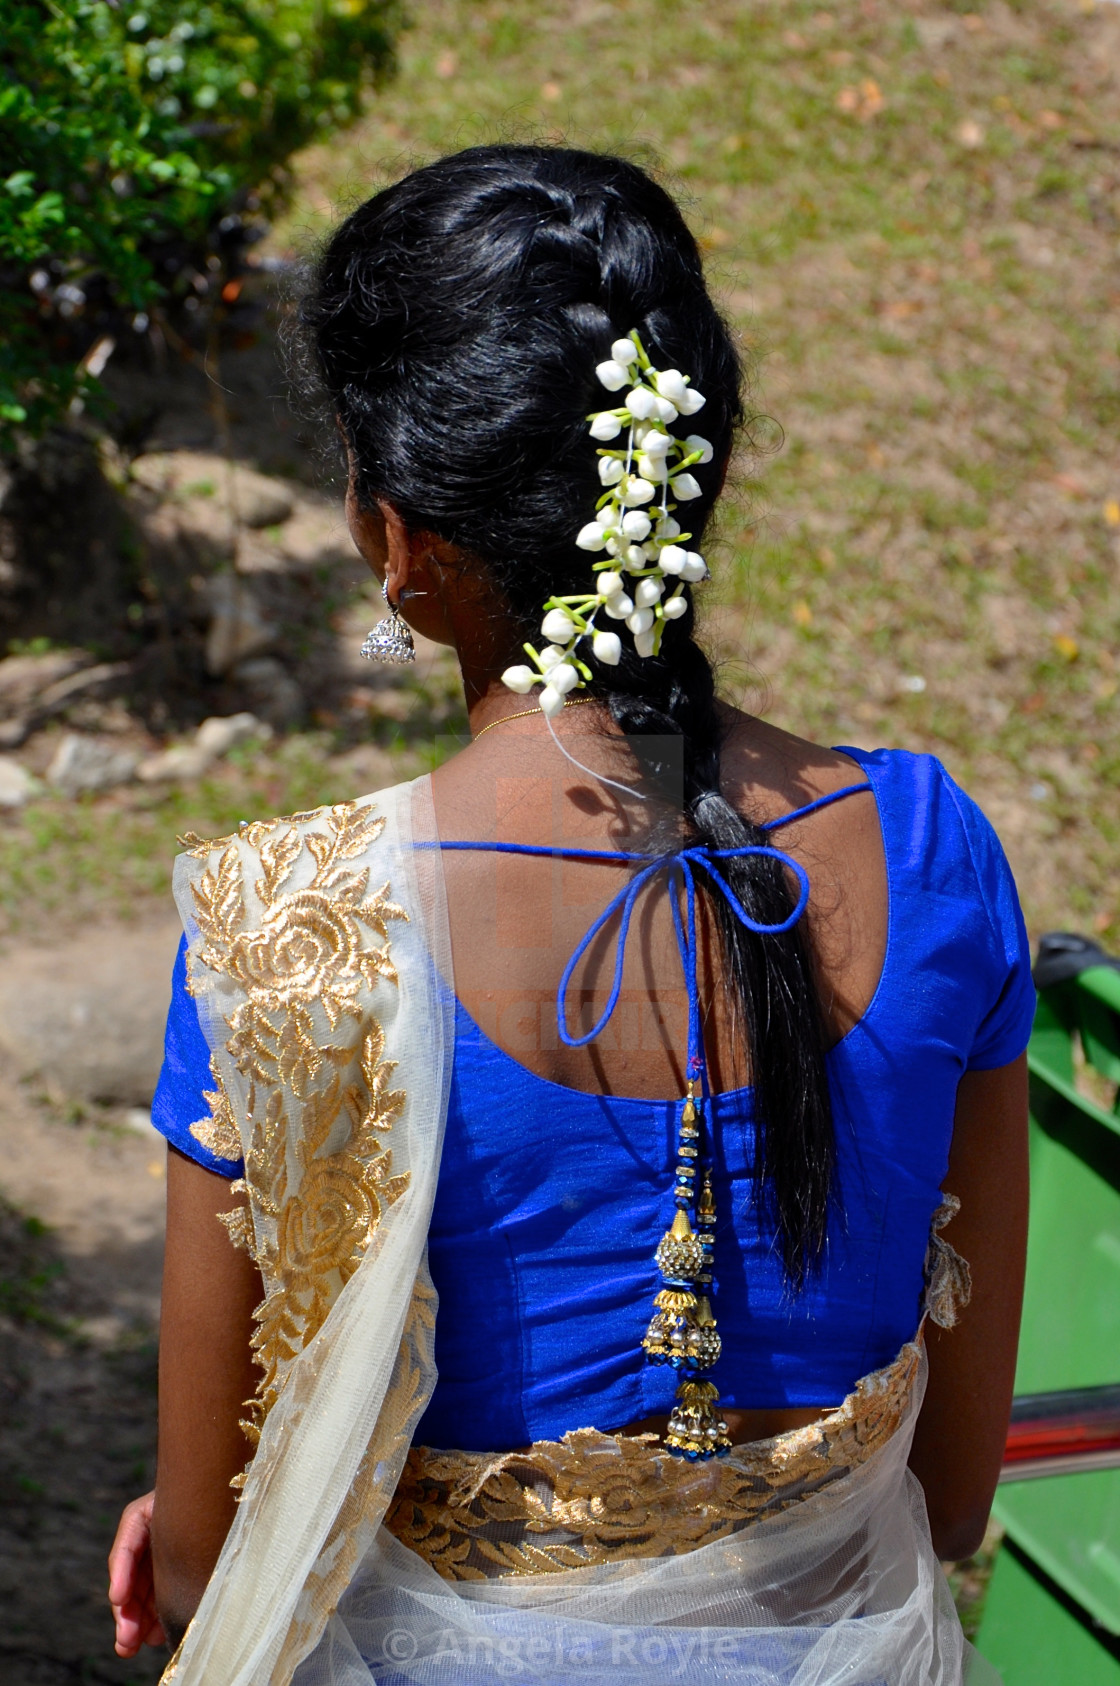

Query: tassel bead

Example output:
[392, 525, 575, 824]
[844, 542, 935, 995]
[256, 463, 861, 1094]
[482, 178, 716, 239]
[665, 1379, 732, 1460]
[655, 1207, 705, 1281]
[642, 1079, 728, 1455]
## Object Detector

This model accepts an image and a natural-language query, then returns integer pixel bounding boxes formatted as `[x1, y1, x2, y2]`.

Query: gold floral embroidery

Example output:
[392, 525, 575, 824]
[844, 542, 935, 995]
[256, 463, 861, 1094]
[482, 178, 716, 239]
[384, 1342, 921, 1581]
[188, 1059, 242, 1162]
[179, 804, 337, 858]
[182, 799, 410, 1458]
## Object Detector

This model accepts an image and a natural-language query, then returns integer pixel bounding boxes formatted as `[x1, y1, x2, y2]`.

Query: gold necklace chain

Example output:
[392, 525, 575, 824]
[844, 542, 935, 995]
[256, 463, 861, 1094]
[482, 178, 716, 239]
[472, 697, 597, 741]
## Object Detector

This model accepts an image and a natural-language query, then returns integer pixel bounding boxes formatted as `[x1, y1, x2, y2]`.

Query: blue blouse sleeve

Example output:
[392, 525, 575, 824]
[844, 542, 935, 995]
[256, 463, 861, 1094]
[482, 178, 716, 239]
[151, 935, 244, 1177]
[940, 769, 1037, 1071]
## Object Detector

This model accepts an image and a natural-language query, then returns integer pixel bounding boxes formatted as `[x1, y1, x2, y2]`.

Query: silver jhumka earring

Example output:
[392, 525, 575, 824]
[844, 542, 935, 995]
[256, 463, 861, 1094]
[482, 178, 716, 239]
[361, 580, 415, 664]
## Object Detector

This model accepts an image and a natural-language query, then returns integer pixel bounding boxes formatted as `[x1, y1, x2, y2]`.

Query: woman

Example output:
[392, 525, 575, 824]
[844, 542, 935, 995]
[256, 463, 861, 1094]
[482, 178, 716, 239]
[109, 145, 1031, 1684]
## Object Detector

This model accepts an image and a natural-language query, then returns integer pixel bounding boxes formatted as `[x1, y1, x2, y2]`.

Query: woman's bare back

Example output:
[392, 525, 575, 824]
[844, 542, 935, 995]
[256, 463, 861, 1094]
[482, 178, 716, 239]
[431, 704, 888, 1101]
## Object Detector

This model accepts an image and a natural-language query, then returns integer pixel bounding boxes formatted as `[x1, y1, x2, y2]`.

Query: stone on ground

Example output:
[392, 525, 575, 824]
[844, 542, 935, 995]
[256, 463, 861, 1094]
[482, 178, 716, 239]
[0, 922, 181, 1105]
[0, 755, 35, 807]
[46, 732, 139, 795]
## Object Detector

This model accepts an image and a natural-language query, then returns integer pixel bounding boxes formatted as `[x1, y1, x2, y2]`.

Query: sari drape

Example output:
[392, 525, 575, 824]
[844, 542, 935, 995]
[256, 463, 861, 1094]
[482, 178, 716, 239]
[163, 775, 995, 1686]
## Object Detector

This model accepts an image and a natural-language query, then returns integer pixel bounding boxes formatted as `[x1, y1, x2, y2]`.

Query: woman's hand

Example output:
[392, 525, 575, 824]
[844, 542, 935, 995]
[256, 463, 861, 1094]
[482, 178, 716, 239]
[108, 1491, 167, 1657]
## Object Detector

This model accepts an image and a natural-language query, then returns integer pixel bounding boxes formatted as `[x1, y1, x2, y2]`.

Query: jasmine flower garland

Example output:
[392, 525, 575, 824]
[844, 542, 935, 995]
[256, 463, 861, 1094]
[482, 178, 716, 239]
[501, 331, 713, 716]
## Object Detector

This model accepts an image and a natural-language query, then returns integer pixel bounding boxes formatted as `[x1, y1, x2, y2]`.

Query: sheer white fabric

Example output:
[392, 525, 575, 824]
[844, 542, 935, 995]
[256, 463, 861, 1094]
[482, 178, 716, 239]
[295, 1346, 997, 1686]
[166, 778, 453, 1686]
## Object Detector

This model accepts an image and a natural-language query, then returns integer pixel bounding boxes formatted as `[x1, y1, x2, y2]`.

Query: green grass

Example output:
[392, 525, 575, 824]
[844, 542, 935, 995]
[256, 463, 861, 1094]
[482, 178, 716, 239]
[0, 1200, 70, 1334]
[0, 731, 427, 931]
[267, 0, 1120, 943]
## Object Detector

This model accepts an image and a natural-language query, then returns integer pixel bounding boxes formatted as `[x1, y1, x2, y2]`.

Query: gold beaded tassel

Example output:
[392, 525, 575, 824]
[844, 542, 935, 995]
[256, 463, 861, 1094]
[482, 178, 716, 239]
[641, 1082, 731, 1459]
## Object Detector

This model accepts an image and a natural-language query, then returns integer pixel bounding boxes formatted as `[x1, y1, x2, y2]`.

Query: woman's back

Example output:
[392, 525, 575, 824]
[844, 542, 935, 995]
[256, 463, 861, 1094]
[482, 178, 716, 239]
[432, 710, 887, 1100]
[419, 724, 1033, 1449]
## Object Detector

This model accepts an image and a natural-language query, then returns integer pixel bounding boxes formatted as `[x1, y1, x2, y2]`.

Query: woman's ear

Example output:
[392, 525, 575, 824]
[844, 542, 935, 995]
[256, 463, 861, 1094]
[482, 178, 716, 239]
[378, 499, 414, 607]
[344, 486, 415, 607]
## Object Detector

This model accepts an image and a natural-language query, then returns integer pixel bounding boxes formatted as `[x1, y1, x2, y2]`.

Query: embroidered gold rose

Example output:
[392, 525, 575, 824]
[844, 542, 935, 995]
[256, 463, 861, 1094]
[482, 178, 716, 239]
[182, 799, 410, 1466]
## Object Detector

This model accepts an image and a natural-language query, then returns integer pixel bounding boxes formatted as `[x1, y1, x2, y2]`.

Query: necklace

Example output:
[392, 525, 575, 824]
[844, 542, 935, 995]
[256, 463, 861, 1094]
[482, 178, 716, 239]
[472, 697, 597, 741]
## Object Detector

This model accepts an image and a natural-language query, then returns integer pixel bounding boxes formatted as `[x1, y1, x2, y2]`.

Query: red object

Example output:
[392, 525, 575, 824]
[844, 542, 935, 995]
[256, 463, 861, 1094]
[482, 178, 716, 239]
[1000, 1386, 1120, 1481]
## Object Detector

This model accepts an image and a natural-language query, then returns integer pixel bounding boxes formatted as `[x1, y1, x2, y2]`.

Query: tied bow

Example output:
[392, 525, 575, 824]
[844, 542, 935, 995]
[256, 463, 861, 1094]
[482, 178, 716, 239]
[439, 837, 810, 1076]
[554, 841, 809, 1069]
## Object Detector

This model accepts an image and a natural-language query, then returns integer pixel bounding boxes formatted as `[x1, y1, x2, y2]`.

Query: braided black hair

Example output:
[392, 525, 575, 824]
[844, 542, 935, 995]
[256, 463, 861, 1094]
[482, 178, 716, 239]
[300, 144, 834, 1285]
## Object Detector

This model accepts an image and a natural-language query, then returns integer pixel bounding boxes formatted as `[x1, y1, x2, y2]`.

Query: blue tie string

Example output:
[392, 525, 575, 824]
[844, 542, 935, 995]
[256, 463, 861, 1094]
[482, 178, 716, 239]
[436, 836, 815, 1075]
[434, 778, 870, 1074]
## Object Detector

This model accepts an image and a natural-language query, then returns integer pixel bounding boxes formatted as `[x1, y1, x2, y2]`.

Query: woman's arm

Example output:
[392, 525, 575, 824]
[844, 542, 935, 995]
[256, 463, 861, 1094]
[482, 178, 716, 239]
[152, 1145, 262, 1645]
[908, 1053, 1030, 1560]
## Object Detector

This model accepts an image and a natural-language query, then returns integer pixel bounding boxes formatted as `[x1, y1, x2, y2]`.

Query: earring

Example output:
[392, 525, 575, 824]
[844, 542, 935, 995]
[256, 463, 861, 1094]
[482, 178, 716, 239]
[361, 580, 415, 664]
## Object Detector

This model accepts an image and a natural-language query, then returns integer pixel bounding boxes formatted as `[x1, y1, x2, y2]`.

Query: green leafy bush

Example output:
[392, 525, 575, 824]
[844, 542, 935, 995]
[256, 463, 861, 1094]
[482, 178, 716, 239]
[0, 0, 403, 446]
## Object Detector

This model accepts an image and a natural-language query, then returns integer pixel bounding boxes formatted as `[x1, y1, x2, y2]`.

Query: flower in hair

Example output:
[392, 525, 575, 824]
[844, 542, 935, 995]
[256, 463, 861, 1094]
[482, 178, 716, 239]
[502, 331, 713, 715]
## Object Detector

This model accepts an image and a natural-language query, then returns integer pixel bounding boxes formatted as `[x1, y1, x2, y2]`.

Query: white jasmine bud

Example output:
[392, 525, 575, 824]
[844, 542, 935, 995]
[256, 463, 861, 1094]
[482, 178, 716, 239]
[539, 684, 566, 717]
[661, 592, 688, 619]
[635, 577, 664, 608]
[641, 428, 672, 458]
[595, 359, 630, 392]
[637, 392, 674, 421]
[596, 570, 623, 597]
[679, 552, 708, 582]
[603, 591, 633, 619]
[676, 387, 706, 415]
[654, 368, 689, 406]
[542, 608, 577, 642]
[656, 515, 682, 539]
[620, 476, 656, 506]
[599, 457, 624, 486]
[549, 662, 580, 695]
[592, 629, 622, 665]
[611, 337, 639, 366]
[637, 453, 669, 483]
[589, 411, 623, 441]
[621, 510, 651, 540]
[671, 471, 702, 500]
[501, 664, 537, 693]
[684, 434, 714, 464]
[604, 536, 621, 557]
[625, 386, 659, 421]
[576, 521, 609, 551]
[626, 606, 654, 635]
[658, 544, 687, 574]
[623, 543, 648, 566]
[539, 644, 566, 671]
[633, 627, 657, 658]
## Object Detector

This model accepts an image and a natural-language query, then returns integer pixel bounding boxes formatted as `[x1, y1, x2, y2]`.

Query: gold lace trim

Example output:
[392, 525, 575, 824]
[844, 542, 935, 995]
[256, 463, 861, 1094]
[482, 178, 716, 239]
[182, 799, 410, 1460]
[384, 1340, 920, 1580]
[925, 1193, 972, 1330]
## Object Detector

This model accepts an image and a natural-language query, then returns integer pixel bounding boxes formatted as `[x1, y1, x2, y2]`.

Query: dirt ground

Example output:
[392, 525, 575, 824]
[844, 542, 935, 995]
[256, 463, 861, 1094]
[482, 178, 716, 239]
[0, 1055, 166, 1684]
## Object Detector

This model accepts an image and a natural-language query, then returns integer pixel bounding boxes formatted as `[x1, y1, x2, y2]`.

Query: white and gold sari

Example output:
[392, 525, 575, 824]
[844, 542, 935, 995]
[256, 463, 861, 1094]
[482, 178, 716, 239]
[165, 777, 993, 1686]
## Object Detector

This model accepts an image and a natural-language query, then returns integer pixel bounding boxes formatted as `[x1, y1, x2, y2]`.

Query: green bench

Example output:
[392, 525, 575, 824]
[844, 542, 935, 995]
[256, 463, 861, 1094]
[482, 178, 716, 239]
[976, 938, 1120, 1681]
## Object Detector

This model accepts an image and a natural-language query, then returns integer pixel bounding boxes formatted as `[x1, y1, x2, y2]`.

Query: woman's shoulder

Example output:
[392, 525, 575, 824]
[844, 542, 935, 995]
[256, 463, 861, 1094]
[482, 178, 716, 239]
[722, 714, 990, 828]
[717, 711, 899, 824]
[720, 714, 1015, 895]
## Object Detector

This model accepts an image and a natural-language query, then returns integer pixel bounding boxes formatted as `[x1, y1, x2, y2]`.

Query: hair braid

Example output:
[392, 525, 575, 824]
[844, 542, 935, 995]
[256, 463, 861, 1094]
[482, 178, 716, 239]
[301, 142, 836, 1284]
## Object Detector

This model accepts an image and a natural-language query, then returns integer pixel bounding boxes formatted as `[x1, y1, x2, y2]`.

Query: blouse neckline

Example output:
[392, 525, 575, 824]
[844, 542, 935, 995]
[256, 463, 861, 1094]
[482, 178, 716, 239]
[446, 746, 890, 1106]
